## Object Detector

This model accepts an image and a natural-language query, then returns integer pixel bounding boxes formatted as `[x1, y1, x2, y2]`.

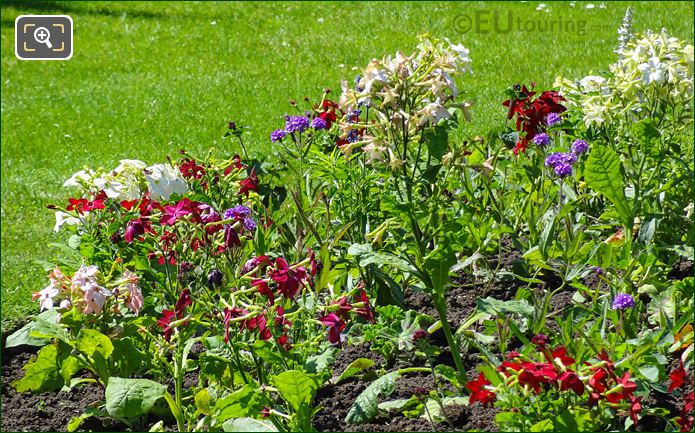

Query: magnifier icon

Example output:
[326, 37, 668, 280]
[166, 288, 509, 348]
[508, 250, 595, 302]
[33, 26, 52, 49]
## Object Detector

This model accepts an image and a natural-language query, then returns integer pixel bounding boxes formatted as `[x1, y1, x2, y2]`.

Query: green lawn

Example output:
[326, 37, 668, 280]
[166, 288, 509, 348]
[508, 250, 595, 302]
[1, 1, 693, 329]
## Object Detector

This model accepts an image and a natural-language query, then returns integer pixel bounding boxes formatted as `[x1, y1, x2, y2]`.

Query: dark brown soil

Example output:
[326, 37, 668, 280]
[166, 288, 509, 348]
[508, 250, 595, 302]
[1, 347, 125, 432]
[667, 259, 693, 281]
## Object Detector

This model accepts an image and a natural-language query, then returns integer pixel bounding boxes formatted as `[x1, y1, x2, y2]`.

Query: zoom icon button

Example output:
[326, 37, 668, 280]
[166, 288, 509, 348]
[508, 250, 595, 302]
[16, 15, 73, 60]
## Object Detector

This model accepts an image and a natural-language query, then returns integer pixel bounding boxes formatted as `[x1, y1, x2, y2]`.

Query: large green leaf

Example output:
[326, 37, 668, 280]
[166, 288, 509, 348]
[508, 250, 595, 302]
[271, 370, 321, 413]
[222, 418, 278, 432]
[584, 146, 632, 227]
[475, 297, 534, 317]
[215, 385, 268, 422]
[332, 358, 375, 384]
[5, 309, 60, 348]
[105, 377, 166, 420]
[14, 344, 64, 393]
[345, 371, 400, 424]
[75, 329, 114, 359]
[305, 346, 338, 374]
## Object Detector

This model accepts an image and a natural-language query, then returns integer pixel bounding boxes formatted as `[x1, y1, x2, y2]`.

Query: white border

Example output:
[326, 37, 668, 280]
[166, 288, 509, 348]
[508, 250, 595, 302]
[15, 15, 73, 61]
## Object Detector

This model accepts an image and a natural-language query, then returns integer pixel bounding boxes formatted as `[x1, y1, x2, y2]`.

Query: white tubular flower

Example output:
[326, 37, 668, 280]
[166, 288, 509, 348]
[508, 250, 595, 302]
[637, 57, 667, 84]
[146, 163, 188, 200]
[121, 269, 144, 315]
[63, 169, 96, 188]
[579, 75, 608, 92]
[417, 102, 451, 126]
[54, 211, 81, 232]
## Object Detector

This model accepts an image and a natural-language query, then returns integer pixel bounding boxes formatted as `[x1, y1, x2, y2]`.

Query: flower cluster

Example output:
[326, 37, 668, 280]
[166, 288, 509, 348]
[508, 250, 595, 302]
[335, 35, 472, 167]
[319, 289, 376, 345]
[502, 84, 567, 155]
[612, 293, 635, 310]
[543, 139, 589, 177]
[32, 265, 143, 315]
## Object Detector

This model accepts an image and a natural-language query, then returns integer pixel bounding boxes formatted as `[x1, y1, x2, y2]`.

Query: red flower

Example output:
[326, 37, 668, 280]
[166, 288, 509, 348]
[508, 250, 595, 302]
[253, 279, 274, 305]
[180, 158, 206, 179]
[558, 371, 585, 396]
[238, 168, 259, 197]
[319, 313, 345, 345]
[270, 258, 306, 299]
[332, 296, 353, 321]
[174, 288, 192, 319]
[629, 395, 642, 425]
[223, 154, 246, 176]
[513, 138, 528, 155]
[502, 85, 566, 148]
[676, 391, 694, 432]
[308, 249, 319, 277]
[157, 310, 176, 341]
[317, 99, 340, 128]
[125, 219, 148, 243]
[606, 372, 637, 404]
[669, 360, 688, 392]
[518, 362, 557, 393]
[499, 361, 524, 375]
[531, 334, 549, 348]
[466, 373, 496, 407]
[223, 307, 246, 344]
[551, 346, 576, 366]
[589, 368, 609, 393]
[355, 289, 375, 323]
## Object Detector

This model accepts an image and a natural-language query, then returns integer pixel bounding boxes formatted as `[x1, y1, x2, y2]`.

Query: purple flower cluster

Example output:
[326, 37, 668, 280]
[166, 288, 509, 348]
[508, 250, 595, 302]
[223, 205, 256, 231]
[571, 139, 589, 155]
[284, 115, 310, 133]
[311, 117, 328, 130]
[546, 113, 562, 126]
[533, 133, 550, 146]
[544, 152, 577, 177]
[612, 293, 635, 310]
[270, 129, 286, 142]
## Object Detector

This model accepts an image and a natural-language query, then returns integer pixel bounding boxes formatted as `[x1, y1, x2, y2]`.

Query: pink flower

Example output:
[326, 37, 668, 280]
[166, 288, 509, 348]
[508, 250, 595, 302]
[82, 282, 112, 314]
[121, 269, 144, 315]
[161, 198, 193, 226]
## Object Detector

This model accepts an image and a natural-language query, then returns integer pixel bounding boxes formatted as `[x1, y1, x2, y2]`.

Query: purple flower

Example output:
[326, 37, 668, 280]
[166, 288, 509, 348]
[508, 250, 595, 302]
[545, 152, 577, 169]
[311, 117, 328, 130]
[223, 205, 251, 220]
[207, 269, 223, 289]
[284, 116, 310, 133]
[546, 113, 562, 126]
[243, 217, 257, 232]
[612, 293, 635, 310]
[533, 133, 550, 146]
[571, 139, 589, 155]
[592, 266, 603, 275]
[270, 129, 286, 142]
[554, 163, 573, 177]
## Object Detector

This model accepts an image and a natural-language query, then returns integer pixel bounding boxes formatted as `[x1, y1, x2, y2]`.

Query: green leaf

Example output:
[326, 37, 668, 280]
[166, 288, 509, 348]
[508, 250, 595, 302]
[105, 377, 167, 420]
[60, 355, 83, 384]
[423, 125, 449, 161]
[422, 396, 468, 423]
[530, 419, 555, 432]
[271, 370, 321, 413]
[332, 358, 375, 384]
[639, 364, 660, 382]
[377, 396, 419, 414]
[345, 371, 400, 424]
[75, 329, 114, 359]
[305, 346, 338, 374]
[223, 418, 278, 432]
[191, 389, 212, 416]
[585, 146, 632, 227]
[215, 385, 268, 422]
[475, 297, 533, 317]
[14, 344, 64, 393]
[5, 310, 60, 348]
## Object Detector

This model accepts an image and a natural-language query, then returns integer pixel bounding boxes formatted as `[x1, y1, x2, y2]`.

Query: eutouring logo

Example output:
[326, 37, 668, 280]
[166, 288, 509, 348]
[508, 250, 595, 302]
[453, 11, 598, 36]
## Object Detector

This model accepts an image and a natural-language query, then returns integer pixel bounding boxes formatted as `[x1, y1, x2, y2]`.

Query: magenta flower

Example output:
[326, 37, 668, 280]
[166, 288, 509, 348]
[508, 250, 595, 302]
[319, 313, 345, 345]
[161, 198, 193, 226]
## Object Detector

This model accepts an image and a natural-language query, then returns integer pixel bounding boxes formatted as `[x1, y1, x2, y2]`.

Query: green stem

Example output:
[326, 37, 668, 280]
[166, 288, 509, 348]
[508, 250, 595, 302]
[433, 299, 468, 391]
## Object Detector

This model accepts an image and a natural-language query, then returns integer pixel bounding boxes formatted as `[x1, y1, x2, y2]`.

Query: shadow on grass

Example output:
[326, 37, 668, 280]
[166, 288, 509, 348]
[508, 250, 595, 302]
[1, 1, 167, 28]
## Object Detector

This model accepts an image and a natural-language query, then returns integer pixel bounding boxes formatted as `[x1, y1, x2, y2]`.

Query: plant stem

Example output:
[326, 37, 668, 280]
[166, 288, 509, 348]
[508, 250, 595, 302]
[433, 299, 468, 391]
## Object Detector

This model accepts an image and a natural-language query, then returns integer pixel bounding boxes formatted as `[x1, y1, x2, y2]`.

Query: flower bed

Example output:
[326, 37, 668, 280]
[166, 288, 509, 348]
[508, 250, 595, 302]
[2, 13, 694, 433]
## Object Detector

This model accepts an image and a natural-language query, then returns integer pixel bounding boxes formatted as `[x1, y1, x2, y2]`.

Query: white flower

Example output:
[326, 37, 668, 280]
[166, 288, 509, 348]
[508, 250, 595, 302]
[362, 140, 387, 164]
[32, 285, 59, 311]
[59, 300, 72, 309]
[579, 75, 607, 92]
[417, 102, 451, 126]
[145, 163, 188, 200]
[637, 56, 667, 84]
[63, 169, 96, 188]
[72, 265, 100, 289]
[114, 159, 147, 173]
[54, 211, 81, 232]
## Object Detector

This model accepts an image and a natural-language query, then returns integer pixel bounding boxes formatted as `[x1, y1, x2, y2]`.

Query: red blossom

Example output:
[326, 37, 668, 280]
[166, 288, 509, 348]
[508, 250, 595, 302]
[319, 313, 345, 345]
[161, 198, 194, 226]
[551, 346, 576, 366]
[174, 288, 192, 319]
[223, 154, 246, 176]
[354, 289, 375, 323]
[238, 168, 259, 196]
[180, 158, 206, 179]
[518, 362, 557, 393]
[676, 391, 694, 432]
[466, 373, 496, 407]
[531, 334, 550, 348]
[270, 258, 306, 299]
[669, 360, 688, 392]
[629, 395, 642, 426]
[156, 310, 176, 341]
[253, 278, 274, 305]
[558, 371, 585, 396]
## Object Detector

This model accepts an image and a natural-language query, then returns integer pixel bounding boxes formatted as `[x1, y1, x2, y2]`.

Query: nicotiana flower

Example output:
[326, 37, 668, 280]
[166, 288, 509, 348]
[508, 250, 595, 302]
[532, 133, 550, 146]
[120, 269, 144, 315]
[145, 163, 188, 200]
[284, 115, 310, 133]
[270, 129, 286, 142]
[571, 139, 589, 155]
[54, 211, 81, 232]
[612, 293, 635, 310]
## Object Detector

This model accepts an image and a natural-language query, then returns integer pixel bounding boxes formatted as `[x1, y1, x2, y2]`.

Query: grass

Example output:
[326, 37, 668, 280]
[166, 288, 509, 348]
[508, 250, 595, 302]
[1, 1, 693, 329]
